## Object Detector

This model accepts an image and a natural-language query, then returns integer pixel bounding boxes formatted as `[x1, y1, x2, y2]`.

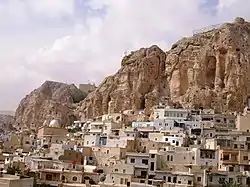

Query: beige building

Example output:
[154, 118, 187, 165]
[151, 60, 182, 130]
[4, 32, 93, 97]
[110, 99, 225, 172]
[0, 174, 34, 187]
[236, 107, 250, 132]
[3, 134, 21, 153]
[37, 122, 67, 148]
[92, 147, 126, 167]
[104, 164, 134, 186]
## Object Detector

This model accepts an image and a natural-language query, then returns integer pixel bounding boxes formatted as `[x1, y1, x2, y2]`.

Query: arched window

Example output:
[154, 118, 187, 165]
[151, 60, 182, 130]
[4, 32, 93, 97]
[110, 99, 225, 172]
[72, 176, 77, 181]
[62, 175, 65, 181]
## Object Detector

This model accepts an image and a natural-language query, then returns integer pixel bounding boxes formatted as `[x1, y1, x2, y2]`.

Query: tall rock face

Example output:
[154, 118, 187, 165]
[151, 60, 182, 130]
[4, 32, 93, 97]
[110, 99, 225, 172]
[15, 81, 86, 127]
[77, 45, 168, 119]
[167, 17, 250, 112]
[77, 17, 250, 119]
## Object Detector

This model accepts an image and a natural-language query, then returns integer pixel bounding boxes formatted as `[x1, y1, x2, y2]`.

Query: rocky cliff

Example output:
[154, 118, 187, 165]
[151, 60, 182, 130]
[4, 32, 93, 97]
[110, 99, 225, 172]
[16, 17, 250, 124]
[77, 17, 250, 119]
[15, 81, 87, 127]
[77, 45, 168, 119]
[0, 114, 14, 132]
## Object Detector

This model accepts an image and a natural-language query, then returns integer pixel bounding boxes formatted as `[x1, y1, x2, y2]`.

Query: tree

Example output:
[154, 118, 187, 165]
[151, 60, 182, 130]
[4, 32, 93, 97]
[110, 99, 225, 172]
[6, 165, 21, 175]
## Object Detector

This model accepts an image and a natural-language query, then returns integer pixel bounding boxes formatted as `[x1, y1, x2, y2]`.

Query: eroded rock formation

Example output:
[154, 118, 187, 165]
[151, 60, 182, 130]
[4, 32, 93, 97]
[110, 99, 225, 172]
[167, 17, 250, 112]
[15, 81, 86, 127]
[16, 17, 250, 123]
[77, 17, 250, 119]
[77, 45, 169, 119]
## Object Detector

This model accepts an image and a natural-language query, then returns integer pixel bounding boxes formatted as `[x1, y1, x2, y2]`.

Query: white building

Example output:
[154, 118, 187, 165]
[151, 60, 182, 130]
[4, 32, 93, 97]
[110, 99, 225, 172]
[153, 106, 189, 121]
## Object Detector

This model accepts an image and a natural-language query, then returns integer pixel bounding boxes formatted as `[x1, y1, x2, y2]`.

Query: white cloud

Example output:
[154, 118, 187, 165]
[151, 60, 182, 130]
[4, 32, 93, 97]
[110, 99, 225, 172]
[1, 0, 250, 110]
[27, 0, 75, 18]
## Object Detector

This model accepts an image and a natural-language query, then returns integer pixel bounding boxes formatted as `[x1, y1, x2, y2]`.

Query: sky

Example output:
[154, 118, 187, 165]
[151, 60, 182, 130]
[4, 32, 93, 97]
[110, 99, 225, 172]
[0, 0, 250, 111]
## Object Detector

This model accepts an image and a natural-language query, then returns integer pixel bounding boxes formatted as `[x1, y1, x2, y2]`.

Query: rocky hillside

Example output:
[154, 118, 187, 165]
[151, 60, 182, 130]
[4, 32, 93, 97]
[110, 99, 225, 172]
[77, 17, 250, 119]
[0, 114, 14, 131]
[15, 81, 87, 127]
[16, 17, 250, 125]
[77, 45, 168, 119]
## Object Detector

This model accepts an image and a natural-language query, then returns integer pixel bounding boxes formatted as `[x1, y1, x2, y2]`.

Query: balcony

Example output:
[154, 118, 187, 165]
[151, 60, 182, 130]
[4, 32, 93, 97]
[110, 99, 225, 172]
[221, 154, 238, 164]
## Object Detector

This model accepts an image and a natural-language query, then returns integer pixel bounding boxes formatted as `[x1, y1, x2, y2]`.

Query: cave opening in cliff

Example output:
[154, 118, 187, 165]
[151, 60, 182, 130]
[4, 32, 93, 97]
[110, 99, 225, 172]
[205, 56, 216, 89]
[140, 96, 146, 109]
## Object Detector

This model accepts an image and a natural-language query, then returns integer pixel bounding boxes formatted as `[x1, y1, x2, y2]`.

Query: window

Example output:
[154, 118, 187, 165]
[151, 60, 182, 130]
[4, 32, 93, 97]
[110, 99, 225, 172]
[170, 156, 173, 161]
[46, 174, 52, 181]
[172, 140, 175, 143]
[247, 137, 250, 141]
[140, 180, 145, 183]
[151, 154, 155, 158]
[229, 166, 234, 172]
[168, 176, 171, 182]
[244, 156, 248, 160]
[163, 176, 166, 180]
[142, 159, 148, 165]
[123, 169, 126, 173]
[120, 178, 124, 184]
[234, 144, 238, 149]
[188, 180, 192, 185]
[173, 177, 177, 183]
[130, 158, 135, 163]
[72, 176, 77, 181]
[167, 155, 169, 161]
[107, 150, 109, 154]
[197, 177, 201, 182]
[192, 156, 195, 160]
[229, 178, 233, 183]
[87, 141, 89, 145]
[115, 169, 118, 172]
[223, 155, 229, 160]
[165, 138, 168, 141]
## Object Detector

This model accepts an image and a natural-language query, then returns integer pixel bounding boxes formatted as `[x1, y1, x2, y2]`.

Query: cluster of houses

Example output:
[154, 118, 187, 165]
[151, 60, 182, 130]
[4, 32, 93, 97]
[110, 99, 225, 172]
[2, 101, 250, 187]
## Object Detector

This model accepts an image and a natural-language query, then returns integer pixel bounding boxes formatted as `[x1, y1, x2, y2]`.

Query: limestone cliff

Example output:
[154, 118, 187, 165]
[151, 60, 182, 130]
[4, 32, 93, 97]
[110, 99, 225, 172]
[16, 17, 250, 123]
[77, 17, 250, 119]
[15, 81, 86, 127]
[167, 17, 250, 112]
[77, 45, 168, 119]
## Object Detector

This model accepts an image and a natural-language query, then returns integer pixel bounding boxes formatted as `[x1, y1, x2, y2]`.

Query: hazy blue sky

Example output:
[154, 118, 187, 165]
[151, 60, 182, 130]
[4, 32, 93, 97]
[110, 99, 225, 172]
[0, 0, 250, 110]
